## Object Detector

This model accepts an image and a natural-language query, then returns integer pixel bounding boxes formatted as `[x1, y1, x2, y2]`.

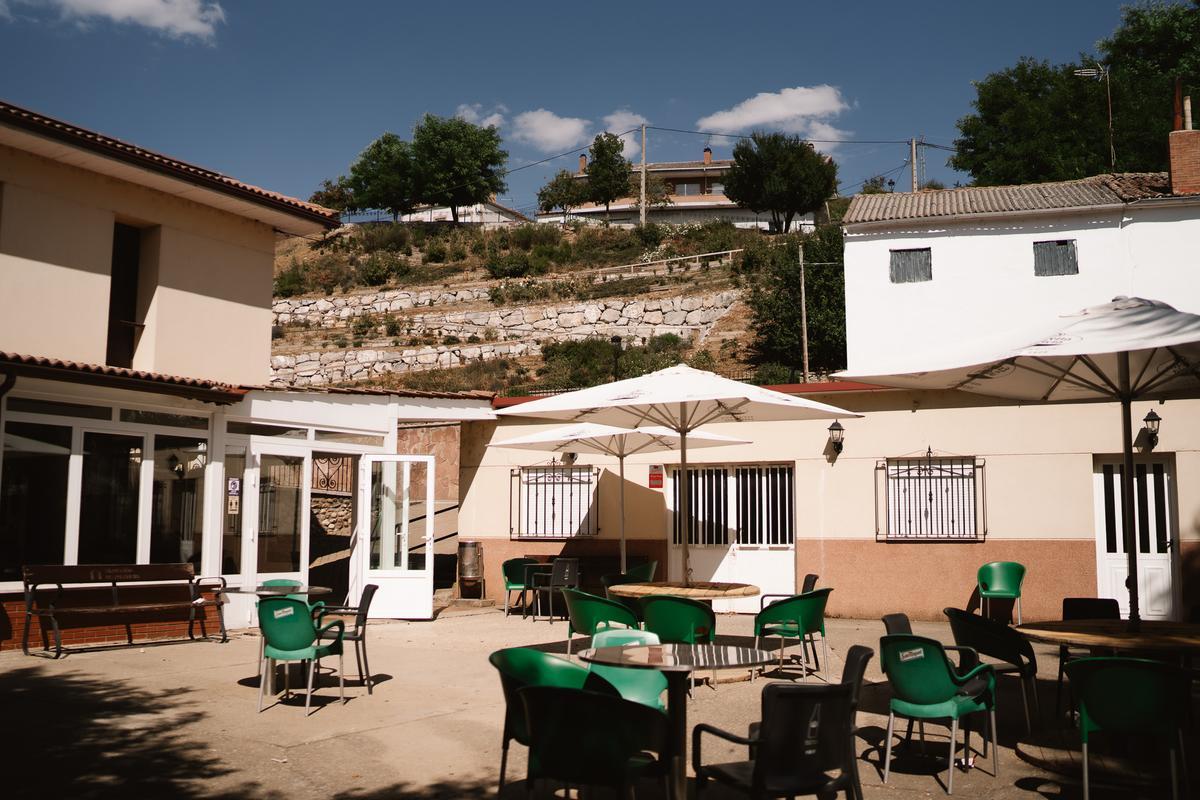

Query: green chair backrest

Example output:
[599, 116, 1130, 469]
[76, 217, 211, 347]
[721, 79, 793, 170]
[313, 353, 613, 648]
[642, 595, 716, 644]
[563, 588, 639, 636]
[258, 596, 318, 652]
[519, 685, 668, 789]
[977, 561, 1025, 596]
[592, 629, 661, 648]
[879, 634, 961, 706]
[260, 577, 305, 602]
[1064, 657, 1189, 742]
[590, 629, 667, 709]
[625, 561, 657, 582]
[502, 557, 538, 588]
[488, 647, 616, 745]
[754, 588, 832, 637]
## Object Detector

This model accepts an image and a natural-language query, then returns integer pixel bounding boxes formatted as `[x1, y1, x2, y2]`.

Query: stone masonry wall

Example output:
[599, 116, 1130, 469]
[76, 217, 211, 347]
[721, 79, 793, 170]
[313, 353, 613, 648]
[275, 287, 492, 327]
[269, 291, 739, 388]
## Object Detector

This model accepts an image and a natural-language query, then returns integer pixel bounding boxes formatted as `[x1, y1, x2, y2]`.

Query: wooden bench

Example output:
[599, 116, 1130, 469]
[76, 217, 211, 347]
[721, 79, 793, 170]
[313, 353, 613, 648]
[22, 563, 227, 658]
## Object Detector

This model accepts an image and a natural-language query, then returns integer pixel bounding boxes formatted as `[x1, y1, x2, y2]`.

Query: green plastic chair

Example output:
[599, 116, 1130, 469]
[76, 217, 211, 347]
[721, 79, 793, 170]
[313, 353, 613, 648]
[626, 560, 657, 582]
[601, 561, 656, 621]
[754, 588, 832, 681]
[488, 647, 619, 797]
[519, 685, 669, 797]
[642, 595, 716, 644]
[590, 629, 668, 711]
[977, 561, 1025, 624]
[257, 596, 345, 715]
[1065, 657, 1190, 800]
[880, 634, 997, 795]
[562, 588, 639, 656]
[501, 557, 538, 617]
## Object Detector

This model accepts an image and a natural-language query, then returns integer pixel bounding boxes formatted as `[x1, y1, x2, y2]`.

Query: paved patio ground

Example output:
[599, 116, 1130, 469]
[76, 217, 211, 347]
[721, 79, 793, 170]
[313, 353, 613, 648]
[3, 609, 1193, 799]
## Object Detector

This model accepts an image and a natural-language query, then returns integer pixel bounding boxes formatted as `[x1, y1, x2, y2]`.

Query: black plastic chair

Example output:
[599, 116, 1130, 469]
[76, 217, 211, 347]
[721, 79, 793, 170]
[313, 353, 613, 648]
[695, 648, 871, 799]
[317, 584, 378, 694]
[802, 573, 819, 593]
[944, 606, 1039, 732]
[530, 558, 579, 623]
[1056, 597, 1120, 717]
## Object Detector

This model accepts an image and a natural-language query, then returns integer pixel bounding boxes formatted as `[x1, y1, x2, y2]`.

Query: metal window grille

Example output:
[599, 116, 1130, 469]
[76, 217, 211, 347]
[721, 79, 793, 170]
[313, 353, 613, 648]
[1033, 240, 1079, 277]
[671, 464, 795, 547]
[1098, 461, 1171, 556]
[312, 455, 353, 495]
[510, 466, 599, 539]
[889, 248, 932, 283]
[876, 454, 986, 541]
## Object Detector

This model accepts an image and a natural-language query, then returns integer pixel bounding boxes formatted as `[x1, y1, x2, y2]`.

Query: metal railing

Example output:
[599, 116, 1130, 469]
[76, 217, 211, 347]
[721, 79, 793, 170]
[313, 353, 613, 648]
[875, 451, 987, 542]
[509, 466, 600, 539]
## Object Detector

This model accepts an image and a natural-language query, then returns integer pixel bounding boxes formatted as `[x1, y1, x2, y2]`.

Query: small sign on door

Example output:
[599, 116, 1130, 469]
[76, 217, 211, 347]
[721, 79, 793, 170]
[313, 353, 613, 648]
[226, 496, 240, 515]
[648, 465, 663, 489]
[227, 477, 241, 496]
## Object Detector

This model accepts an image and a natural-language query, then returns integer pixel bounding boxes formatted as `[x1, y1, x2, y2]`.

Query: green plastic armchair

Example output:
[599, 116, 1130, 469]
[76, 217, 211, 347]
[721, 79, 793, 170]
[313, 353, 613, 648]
[589, 629, 668, 711]
[501, 557, 538, 617]
[257, 596, 345, 715]
[488, 647, 619, 797]
[754, 588, 832, 680]
[562, 588, 639, 656]
[642, 595, 716, 644]
[977, 561, 1025, 624]
[1065, 657, 1189, 800]
[880, 634, 997, 795]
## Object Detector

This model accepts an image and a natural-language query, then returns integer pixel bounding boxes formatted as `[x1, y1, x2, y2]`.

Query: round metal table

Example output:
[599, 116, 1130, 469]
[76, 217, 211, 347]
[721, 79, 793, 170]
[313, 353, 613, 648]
[605, 581, 760, 600]
[1016, 619, 1200, 653]
[578, 643, 774, 800]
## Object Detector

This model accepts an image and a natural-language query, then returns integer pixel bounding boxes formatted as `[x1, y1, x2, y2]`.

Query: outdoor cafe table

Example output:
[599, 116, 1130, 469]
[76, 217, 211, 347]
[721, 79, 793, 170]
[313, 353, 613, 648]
[605, 580, 760, 601]
[1015, 619, 1200, 654]
[578, 643, 774, 800]
[226, 585, 334, 694]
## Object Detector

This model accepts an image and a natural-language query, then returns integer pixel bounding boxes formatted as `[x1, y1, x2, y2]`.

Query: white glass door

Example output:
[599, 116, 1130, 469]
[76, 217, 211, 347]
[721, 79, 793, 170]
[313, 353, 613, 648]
[356, 455, 435, 619]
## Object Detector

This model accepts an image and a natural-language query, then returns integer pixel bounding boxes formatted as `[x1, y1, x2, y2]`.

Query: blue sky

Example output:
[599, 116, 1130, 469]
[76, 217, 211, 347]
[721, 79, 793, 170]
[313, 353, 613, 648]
[0, 1, 1149, 216]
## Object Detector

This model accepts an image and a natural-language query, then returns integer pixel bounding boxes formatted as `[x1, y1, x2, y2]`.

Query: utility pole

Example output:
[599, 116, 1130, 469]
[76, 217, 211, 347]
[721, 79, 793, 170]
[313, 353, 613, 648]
[910, 137, 919, 192]
[639, 123, 647, 227]
[799, 243, 810, 382]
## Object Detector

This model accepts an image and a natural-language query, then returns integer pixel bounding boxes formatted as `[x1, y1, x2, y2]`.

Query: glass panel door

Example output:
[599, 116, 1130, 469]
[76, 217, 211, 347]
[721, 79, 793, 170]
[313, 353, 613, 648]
[150, 435, 207, 565]
[221, 446, 246, 576]
[257, 452, 305, 574]
[78, 432, 143, 563]
[0, 421, 71, 580]
[359, 455, 435, 618]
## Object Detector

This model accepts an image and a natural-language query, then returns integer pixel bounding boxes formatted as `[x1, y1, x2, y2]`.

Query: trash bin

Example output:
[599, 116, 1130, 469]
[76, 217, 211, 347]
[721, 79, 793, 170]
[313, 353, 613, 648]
[457, 540, 483, 598]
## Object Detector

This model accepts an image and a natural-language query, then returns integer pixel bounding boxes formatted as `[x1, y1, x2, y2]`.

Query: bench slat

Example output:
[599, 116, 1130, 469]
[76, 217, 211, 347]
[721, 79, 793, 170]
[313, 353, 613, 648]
[31, 601, 200, 615]
[24, 563, 196, 585]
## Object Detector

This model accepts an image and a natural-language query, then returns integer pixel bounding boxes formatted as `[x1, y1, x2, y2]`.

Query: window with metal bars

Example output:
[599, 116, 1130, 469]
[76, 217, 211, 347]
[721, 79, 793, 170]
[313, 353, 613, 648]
[509, 466, 599, 539]
[876, 454, 986, 541]
[1033, 240, 1079, 277]
[671, 464, 795, 546]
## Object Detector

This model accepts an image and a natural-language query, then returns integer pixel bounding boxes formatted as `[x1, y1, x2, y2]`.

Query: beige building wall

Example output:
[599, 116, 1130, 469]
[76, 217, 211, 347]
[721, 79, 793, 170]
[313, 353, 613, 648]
[461, 392, 1200, 620]
[0, 144, 277, 385]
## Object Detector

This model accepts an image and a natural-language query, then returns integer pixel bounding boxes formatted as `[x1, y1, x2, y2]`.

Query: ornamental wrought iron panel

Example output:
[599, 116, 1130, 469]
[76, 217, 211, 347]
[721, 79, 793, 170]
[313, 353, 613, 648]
[510, 466, 599, 539]
[312, 455, 353, 495]
[875, 452, 986, 541]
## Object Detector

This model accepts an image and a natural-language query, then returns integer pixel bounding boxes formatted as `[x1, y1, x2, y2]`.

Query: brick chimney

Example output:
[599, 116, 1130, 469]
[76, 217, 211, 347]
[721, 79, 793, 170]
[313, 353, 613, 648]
[578, 154, 587, 174]
[1170, 95, 1200, 195]
[703, 146, 712, 165]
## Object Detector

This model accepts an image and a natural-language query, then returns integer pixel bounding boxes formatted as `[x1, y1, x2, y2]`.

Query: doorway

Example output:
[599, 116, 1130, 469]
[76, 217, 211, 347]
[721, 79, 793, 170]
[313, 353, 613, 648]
[355, 455, 436, 618]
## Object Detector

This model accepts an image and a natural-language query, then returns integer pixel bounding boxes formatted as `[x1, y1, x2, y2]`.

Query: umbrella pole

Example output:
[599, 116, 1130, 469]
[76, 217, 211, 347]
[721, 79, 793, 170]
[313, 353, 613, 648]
[1118, 353, 1142, 631]
[679, 407, 691, 587]
[619, 455, 627, 573]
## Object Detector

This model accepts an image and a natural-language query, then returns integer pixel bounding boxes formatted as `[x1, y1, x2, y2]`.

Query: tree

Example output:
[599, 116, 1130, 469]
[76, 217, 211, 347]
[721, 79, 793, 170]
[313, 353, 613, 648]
[628, 172, 673, 212]
[309, 176, 356, 214]
[743, 226, 846, 374]
[723, 132, 838, 233]
[952, 2, 1200, 184]
[411, 114, 507, 224]
[536, 169, 587, 226]
[347, 133, 418, 221]
[584, 132, 633, 223]
[859, 175, 894, 194]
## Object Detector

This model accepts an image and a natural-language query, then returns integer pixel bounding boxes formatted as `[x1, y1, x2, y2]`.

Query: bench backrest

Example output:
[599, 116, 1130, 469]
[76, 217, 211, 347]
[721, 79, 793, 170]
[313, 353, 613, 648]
[23, 563, 196, 587]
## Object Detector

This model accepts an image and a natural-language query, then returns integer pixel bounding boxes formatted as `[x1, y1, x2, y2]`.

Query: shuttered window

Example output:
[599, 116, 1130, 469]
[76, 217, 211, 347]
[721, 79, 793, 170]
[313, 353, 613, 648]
[1033, 240, 1078, 276]
[671, 464, 795, 546]
[889, 248, 932, 283]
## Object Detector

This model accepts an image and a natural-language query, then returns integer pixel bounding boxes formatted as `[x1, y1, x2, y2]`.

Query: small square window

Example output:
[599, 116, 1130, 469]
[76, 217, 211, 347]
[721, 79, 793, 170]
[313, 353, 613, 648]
[889, 248, 932, 283]
[1033, 240, 1078, 276]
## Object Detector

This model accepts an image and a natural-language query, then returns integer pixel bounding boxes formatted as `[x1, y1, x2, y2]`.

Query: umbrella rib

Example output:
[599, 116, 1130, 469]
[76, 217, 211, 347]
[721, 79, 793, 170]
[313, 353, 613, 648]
[1130, 348, 1158, 392]
[1074, 355, 1121, 395]
[1009, 358, 1116, 399]
[1136, 347, 1200, 396]
[1032, 355, 1079, 401]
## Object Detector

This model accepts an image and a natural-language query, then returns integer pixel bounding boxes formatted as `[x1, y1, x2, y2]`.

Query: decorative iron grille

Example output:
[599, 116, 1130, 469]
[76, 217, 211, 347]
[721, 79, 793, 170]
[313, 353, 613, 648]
[312, 455, 353, 495]
[510, 466, 599, 539]
[875, 451, 986, 541]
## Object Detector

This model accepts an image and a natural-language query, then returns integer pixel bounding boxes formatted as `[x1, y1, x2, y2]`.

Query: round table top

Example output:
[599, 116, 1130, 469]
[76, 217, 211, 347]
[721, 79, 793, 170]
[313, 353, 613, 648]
[578, 643, 775, 673]
[1016, 619, 1200, 652]
[606, 581, 760, 599]
[225, 584, 334, 597]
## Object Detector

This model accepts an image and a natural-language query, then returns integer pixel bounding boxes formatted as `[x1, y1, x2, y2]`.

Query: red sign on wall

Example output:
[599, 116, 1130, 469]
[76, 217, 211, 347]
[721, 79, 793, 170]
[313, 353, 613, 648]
[648, 465, 663, 489]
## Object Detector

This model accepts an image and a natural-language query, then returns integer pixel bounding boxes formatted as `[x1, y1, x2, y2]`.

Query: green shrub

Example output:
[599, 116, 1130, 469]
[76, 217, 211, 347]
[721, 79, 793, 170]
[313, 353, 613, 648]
[486, 251, 547, 279]
[307, 254, 355, 295]
[752, 362, 795, 385]
[688, 349, 716, 371]
[354, 223, 410, 252]
[635, 223, 664, 248]
[273, 259, 307, 297]
[333, 334, 348, 348]
[356, 253, 394, 286]
[352, 312, 378, 339]
[443, 335, 461, 345]
[384, 315, 403, 337]
[448, 243, 468, 262]
[469, 237, 487, 256]
[423, 240, 448, 263]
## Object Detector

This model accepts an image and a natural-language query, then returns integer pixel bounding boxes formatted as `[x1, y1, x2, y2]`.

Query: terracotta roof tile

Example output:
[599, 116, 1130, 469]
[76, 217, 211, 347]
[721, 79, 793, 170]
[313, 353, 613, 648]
[0, 351, 245, 403]
[255, 384, 495, 401]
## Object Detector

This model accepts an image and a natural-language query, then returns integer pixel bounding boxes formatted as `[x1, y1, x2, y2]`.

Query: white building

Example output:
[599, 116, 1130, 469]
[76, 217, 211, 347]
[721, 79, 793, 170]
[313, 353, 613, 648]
[842, 171, 1200, 371]
[400, 199, 530, 227]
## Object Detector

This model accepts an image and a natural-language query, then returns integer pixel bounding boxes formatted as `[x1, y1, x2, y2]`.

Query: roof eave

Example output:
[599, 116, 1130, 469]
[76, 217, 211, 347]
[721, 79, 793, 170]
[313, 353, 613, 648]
[843, 202, 1127, 231]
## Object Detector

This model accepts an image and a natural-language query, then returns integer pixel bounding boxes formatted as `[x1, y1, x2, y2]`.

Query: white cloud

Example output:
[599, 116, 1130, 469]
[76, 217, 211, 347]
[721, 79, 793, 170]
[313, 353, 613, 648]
[455, 103, 507, 129]
[697, 85, 850, 138]
[602, 109, 648, 160]
[511, 108, 591, 153]
[12, 0, 225, 40]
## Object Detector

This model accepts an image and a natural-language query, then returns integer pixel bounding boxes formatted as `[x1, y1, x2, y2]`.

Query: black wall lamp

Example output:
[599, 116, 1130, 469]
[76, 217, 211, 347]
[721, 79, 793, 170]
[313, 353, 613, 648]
[1143, 410, 1161, 450]
[828, 421, 845, 454]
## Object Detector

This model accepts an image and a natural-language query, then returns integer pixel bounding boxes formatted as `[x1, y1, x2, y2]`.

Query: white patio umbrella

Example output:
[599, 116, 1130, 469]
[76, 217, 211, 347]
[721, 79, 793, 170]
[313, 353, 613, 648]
[493, 422, 749, 572]
[497, 364, 859, 583]
[841, 296, 1200, 626]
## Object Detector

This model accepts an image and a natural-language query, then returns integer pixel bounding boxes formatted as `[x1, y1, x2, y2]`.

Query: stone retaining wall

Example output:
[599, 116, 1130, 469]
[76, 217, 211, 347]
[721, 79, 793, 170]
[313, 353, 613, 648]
[274, 287, 492, 327]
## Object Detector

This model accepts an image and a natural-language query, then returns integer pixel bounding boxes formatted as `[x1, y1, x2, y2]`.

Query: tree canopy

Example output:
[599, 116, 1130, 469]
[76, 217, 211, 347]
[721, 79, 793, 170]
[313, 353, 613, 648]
[585, 133, 633, 222]
[536, 169, 587, 223]
[309, 176, 356, 214]
[723, 132, 838, 233]
[411, 114, 508, 224]
[629, 172, 673, 212]
[952, 1, 1200, 184]
[347, 133, 418, 221]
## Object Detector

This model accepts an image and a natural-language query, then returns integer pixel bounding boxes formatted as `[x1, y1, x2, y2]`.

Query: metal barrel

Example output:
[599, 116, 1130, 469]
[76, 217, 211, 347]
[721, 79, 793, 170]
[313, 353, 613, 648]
[457, 540, 482, 581]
